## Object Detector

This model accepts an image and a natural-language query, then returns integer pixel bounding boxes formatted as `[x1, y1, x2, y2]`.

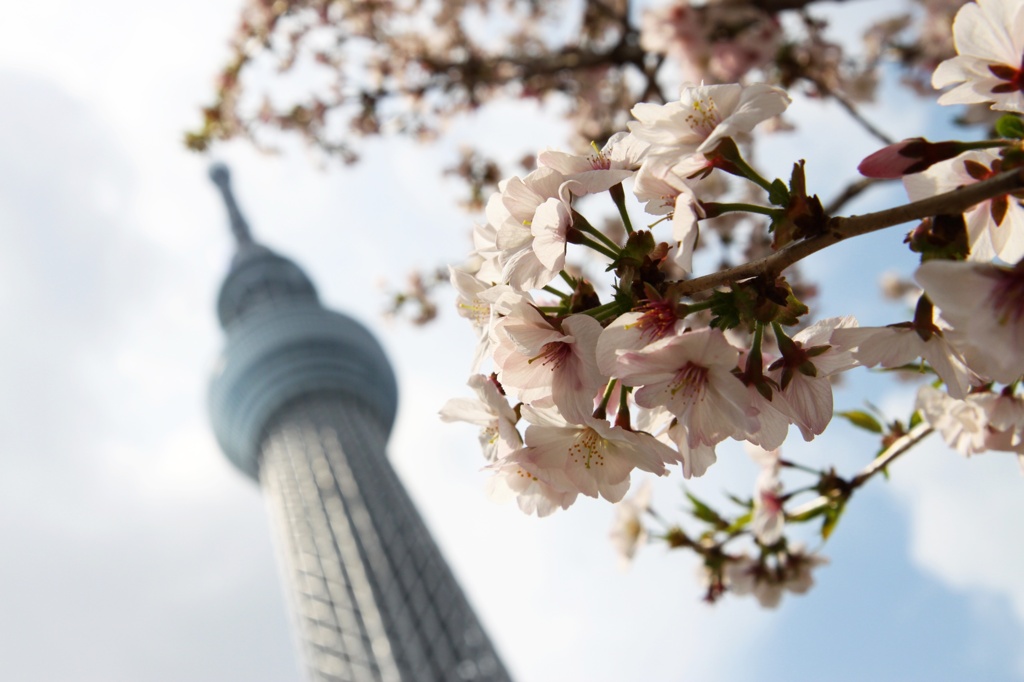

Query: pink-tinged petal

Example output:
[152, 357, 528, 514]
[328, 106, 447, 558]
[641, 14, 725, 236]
[916, 386, 989, 456]
[560, 170, 636, 197]
[596, 312, 646, 377]
[551, 315, 606, 424]
[919, 261, 1024, 383]
[530, 197, 571, 271]
[830, 326, 916, 367]
[988, 197, 1024, 263]
[439, 397, 497, 427]
[669, 422, 718, 478]
[920, 337, 973, 400]
[745, 389, 792, 451]
[616, 348, 689, 387]
[957, 1, 1015, 62]
[778, 375, 833, 441]
[501, 246, 557, 291]
[499, 303, 569, 354]
[686, 369, 755, 446]
[916, 261, 991, 314]
[796, 315, 858, 347]
[485, 455, 578, 516]
[671, 192, 701, 273]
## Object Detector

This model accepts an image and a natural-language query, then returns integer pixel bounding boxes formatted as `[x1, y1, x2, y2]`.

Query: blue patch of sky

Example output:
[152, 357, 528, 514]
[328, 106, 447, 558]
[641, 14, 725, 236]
[743, 484, 1023, 682]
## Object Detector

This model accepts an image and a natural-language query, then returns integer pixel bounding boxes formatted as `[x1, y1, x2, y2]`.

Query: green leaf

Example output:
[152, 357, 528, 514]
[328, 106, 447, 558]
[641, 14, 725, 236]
[686, 491, 727, 529]
[768, 178, 790, 206]
[837, 410, 884, 433]
[995, 114, 1024, 139]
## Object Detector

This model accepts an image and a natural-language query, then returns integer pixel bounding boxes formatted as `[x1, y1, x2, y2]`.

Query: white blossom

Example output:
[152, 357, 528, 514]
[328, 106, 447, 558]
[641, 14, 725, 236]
[932, 0, 1024, 112]
[493, 302, 606, 424]
[628, 83, 791, 157]
[916, 260, 1024, 383]
[831, 323, 973, 399]
[440, 374, 522, 462]
[616, 327, 756, 451]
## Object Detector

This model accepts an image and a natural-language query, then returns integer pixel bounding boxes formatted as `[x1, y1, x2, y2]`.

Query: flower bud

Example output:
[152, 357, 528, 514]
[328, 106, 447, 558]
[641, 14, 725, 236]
[858, 138, 966, 178]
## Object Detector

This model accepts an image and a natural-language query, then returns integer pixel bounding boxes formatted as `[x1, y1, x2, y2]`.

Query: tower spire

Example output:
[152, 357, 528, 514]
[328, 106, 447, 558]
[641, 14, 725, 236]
[209, 163, 254, 247]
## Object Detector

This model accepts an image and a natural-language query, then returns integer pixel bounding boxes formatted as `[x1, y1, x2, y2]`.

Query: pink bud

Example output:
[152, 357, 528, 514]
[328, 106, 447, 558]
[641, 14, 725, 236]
[857, 138, 963, 178]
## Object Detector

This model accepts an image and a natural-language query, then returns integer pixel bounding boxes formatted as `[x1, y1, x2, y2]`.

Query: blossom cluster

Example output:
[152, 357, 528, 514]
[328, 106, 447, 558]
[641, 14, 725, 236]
[443, 0, 1024, 604]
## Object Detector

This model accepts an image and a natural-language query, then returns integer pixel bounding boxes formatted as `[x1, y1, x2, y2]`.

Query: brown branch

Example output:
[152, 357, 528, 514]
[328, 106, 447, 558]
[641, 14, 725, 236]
[677, 167, 1024, 297]
[748, 0, 872, 13]
[419, 40, 645, 86]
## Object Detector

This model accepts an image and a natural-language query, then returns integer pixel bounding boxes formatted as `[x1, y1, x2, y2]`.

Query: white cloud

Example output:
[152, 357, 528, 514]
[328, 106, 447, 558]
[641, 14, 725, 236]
[889, 438, 1024, 624]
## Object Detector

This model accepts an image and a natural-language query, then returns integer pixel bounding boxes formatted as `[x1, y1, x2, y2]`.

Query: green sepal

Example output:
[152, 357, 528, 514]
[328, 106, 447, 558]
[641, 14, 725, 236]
[708, 276, 808, 331]
[614, 229, 655, 269]
[768, 178, 790, 206]
[995, 114, 1024, 140]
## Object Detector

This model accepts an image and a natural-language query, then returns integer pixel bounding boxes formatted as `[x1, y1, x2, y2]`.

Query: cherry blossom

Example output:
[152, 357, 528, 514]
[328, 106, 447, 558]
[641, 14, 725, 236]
[449, 266, 527, 370]
[743, 384, 793, 451]
[830, 323, 973, 399]
[537, 132, 645, 198]
[725, 545, 827, 608]
[916, 260, 1024, 383]
[596, 303, 687, 378]
[972, 390, 1024, 453]
[932, 0, 1024, 112]
[486, 167, 573, 291]
[440, 374, 523, 462]
[917, 385, 991, 455]
[615, 327, 756, 451]
[918, 384, 1024, 457]
[498, 406, 674, 506]
[748, 446, 785, 545]
[493, 302, 605, 424]
[628, 83, 791, 158]
[632, 158, 707, 272]
[639, 1, 781, 84]
[485, 457, 578, 518]
[769, 317, 860, 441]
[667, 420, 718, 478]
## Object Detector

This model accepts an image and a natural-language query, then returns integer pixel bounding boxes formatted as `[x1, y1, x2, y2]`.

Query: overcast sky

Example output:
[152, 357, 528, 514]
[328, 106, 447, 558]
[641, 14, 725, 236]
[2, 2, 1023, 681]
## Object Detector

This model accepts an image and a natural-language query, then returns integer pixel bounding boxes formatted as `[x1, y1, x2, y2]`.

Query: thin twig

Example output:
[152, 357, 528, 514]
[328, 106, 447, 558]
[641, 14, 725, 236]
[824, 176, 886, 215]
[787, 422, 934, 518]
[824, 85, 895, 146]
[850, 423, 934, 487]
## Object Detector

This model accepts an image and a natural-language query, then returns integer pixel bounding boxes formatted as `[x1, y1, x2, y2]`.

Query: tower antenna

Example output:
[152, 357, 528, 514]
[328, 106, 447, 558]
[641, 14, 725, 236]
[209, 163, 254, 247]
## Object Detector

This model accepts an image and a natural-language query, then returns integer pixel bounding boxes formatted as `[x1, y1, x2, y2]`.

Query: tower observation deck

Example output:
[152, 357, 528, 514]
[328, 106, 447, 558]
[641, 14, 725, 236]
[206, 165, 512, 682]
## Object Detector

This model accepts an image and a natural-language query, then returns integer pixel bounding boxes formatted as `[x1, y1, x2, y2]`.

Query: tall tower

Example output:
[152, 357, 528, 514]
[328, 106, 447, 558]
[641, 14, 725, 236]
[207, 166, 512, 682]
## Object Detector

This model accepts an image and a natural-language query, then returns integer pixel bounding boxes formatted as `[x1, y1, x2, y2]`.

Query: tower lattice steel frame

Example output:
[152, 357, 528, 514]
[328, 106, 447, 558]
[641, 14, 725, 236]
[207, 166, 512, 682]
